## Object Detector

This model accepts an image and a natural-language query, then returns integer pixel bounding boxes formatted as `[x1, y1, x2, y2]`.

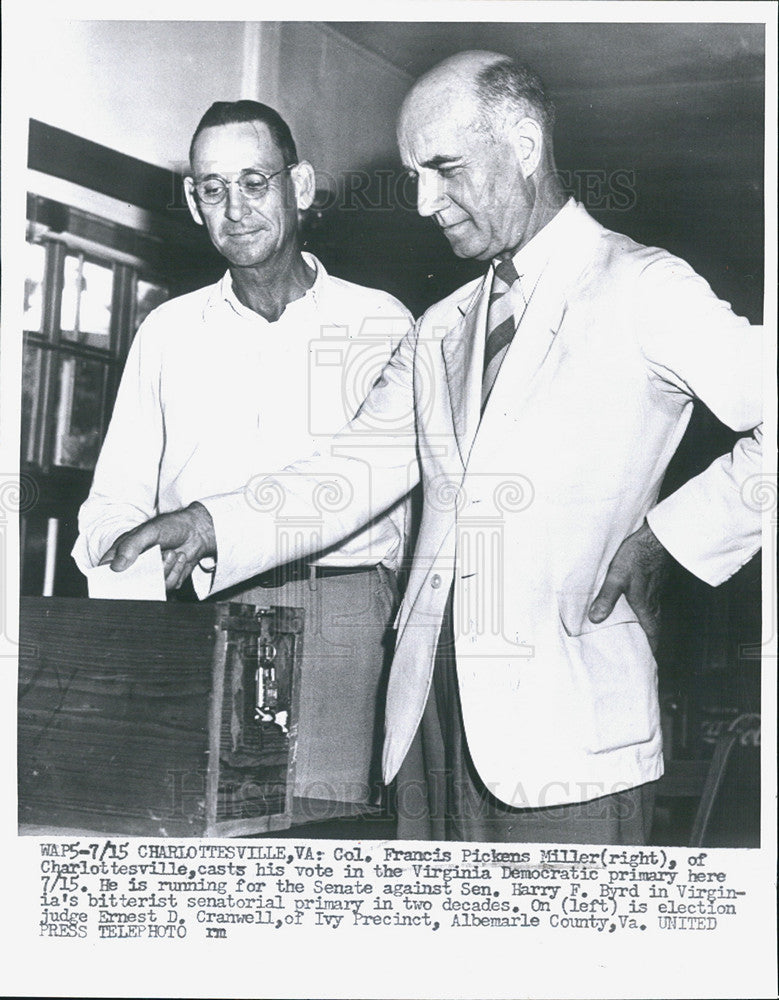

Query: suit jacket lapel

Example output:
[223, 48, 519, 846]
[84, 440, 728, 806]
[485, 259, 569, 411]
[439, 204, 603, 464]
[483, 206, 602, 419]
[441, 274, 490, 467]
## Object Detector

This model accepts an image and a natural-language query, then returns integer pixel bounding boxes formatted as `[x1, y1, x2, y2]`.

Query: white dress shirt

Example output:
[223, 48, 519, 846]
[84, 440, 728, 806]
[73, 253, 413, 574]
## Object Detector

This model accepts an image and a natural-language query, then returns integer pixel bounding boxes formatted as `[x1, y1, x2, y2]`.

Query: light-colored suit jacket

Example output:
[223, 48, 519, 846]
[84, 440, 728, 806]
[203, 203, 762, 808]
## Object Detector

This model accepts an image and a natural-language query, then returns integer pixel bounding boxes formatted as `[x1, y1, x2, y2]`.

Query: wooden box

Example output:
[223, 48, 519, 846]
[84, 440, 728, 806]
[18, 596, 365, 837]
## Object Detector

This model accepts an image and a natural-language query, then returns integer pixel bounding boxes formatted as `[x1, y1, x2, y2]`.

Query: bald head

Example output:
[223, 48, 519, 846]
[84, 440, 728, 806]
[400, 51, 555, 142]
[397, 51, 563, 261]
[401, 50, 499, 108]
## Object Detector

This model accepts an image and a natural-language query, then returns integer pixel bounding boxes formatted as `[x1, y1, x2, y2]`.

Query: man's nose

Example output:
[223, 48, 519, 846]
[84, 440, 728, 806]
[416, 172, 448, 218]
[224, 181, 249, 221]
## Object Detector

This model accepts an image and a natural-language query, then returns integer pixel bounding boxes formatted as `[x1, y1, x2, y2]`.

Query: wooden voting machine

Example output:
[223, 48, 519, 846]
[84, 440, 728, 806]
[18, 597, 379, 837]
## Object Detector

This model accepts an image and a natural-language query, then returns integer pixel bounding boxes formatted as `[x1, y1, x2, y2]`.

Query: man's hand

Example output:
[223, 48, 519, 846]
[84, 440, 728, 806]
[100, 502, 216, 591]
[588, 520, 671, 653]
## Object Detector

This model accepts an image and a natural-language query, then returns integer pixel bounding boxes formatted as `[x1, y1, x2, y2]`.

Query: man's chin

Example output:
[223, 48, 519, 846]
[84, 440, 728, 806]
[446, 238, 492, 262]
[223, 247, 273, 268]
[442, 225, 489, 261]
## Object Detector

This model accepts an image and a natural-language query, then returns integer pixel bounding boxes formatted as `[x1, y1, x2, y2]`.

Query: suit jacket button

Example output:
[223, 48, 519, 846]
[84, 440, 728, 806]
[430, 574, 442, 588]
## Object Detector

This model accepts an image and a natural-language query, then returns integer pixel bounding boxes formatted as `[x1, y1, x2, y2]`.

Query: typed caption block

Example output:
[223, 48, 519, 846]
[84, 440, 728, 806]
[37, 839, 745, 939]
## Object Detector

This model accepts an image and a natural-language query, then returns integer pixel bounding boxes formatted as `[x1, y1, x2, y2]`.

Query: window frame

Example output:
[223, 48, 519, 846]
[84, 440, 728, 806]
[23, 208, 169, 475]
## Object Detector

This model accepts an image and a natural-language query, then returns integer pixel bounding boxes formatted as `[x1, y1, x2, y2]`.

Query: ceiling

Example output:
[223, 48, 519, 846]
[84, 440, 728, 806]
[325, 21, 764, 92]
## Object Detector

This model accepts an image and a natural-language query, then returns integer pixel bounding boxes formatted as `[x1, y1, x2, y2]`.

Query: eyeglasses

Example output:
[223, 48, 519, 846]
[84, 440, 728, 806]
[192, 165, 296, 205]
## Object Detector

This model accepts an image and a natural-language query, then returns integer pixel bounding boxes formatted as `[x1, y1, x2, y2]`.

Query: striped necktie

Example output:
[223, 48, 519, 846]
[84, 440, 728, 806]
[481, 256, 521, 410]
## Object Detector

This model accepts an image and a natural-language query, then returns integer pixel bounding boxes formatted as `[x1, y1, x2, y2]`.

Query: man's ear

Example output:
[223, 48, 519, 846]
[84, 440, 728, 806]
[183, 176, 205, 226]
[508, 117, 544, 180]
[290, 161, 316, 211]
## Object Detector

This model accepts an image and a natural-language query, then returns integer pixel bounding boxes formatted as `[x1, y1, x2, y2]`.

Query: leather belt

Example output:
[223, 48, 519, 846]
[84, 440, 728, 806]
[253, 562, 378, 589]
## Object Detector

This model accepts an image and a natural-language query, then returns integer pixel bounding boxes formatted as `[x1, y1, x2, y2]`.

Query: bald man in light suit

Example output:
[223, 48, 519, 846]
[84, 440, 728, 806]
[105, 53, 762, 844]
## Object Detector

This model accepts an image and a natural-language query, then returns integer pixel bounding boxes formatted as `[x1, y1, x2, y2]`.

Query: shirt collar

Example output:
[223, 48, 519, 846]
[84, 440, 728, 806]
[496, 197, 578, 288]
[205, 251, 326, 319]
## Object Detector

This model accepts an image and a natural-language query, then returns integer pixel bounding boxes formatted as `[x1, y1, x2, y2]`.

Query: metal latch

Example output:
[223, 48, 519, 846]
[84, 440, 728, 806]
[255, 636, 278, 722]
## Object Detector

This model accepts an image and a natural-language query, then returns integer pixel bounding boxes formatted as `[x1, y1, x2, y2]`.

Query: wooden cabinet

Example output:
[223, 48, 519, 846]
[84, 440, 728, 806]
[18, 596, 376, 837]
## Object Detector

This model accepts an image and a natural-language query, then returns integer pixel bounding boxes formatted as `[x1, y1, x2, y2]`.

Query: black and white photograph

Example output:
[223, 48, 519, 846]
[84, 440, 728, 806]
[1, 3, 776, 998]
